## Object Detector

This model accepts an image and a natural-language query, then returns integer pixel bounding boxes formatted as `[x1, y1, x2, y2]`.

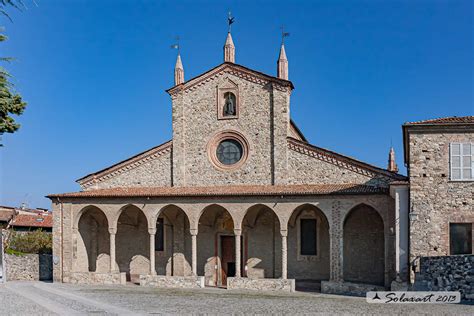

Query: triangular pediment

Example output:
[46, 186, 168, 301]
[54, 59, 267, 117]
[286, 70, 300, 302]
[166, 62, 294, 96]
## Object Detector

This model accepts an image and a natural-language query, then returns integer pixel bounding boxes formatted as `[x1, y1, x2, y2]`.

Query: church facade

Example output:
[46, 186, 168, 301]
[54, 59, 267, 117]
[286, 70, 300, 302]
[48, 32, 410, 293]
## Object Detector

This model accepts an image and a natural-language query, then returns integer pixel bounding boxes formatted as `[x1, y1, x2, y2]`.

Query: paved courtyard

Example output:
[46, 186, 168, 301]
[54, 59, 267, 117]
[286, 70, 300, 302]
[0, 281, 472, 315]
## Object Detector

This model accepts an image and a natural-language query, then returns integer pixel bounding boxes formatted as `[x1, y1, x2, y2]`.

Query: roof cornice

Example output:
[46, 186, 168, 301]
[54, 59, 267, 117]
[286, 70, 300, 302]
[288, 137, 407, 181]
[166, 62, 294, 97]
[77, 140, 172, 188]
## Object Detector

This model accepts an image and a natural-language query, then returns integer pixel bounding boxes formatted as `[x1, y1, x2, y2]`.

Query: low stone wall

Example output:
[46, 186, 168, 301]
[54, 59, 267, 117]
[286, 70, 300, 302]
[418, 255, 474, 301]
[63, 272, 126, 285]
[5, 253, 52, 281]
[321, 281, 384, 296]
[140, 275, 205, 288]
[227, 277, 295, 292]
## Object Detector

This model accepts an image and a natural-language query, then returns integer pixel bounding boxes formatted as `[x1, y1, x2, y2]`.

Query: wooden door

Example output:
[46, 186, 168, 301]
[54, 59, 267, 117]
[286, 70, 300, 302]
[220, 236, 235, 287]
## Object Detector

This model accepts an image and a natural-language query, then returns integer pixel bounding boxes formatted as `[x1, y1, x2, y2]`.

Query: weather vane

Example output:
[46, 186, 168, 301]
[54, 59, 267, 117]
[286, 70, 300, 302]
[280, 25, 290, 44]
[170, 35, 180, 53]
[228, 11, 235, 32]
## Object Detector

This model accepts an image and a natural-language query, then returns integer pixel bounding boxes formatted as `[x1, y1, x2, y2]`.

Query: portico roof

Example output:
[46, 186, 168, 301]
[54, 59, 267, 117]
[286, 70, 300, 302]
[47, 183, 388, 199]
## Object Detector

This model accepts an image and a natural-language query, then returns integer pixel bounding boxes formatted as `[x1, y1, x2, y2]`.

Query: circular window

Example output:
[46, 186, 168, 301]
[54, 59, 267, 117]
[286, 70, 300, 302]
[216, 139, 243, 165]
[208, 130, 249, 170]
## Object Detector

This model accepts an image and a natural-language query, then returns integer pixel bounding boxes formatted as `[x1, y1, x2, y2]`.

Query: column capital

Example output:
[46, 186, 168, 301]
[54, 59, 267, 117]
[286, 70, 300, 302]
[233, 229, 242, 236]
[108, 227, 117, 235]
[280, 230, 288, 237]
[190, 229, 198, 236]
[148, 228, 156, 235]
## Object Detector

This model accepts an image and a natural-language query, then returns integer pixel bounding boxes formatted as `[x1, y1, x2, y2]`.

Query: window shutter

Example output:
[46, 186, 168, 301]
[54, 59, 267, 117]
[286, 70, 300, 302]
[451, 143, 461, 180]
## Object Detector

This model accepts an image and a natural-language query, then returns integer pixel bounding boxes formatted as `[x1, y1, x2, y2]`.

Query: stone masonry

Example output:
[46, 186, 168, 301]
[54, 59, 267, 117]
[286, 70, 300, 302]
[418, 255, 474, 301]
[405, 126, 474, 266]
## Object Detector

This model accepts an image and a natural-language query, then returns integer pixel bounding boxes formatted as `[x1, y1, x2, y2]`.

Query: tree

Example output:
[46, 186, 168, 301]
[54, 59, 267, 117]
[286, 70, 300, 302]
[0, 0, 27, 144]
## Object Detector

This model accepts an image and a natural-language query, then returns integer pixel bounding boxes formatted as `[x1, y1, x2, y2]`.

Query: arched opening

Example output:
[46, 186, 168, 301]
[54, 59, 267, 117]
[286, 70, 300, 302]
[242, 205, 281, 278]
[343, 204, 384, 286]
[77, 206, 110, 273]
[116, 205, 149, 283]
[288, 204, 330, 291]
[223, 92, 237, 116]
[155, 205, 192, 276]
[197, 204, 234, 287]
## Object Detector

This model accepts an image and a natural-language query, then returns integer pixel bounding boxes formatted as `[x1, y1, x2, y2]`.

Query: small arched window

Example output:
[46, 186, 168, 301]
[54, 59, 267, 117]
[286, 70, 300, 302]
[223, 92, 237, 116]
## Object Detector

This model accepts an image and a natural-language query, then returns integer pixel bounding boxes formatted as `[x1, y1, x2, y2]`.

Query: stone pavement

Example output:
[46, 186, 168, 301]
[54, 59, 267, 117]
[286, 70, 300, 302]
[0, 281, 473, 315]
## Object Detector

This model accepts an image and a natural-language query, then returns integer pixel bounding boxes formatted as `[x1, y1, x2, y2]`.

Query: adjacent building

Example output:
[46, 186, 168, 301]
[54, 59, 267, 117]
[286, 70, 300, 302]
[403, 117, 473, 267]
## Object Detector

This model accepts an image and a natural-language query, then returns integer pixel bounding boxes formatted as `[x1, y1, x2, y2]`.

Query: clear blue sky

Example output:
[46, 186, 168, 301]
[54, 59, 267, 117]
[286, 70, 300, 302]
[0, 0, 472, 209]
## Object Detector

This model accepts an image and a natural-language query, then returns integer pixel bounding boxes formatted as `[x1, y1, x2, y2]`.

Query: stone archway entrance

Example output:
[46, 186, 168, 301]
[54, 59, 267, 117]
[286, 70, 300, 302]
[77, 206, 110, 273]
[343, 204, 385, 286]
[242, 204, 281, 279]
[197, 204, 235, 287]
[116, 205, 149, 283]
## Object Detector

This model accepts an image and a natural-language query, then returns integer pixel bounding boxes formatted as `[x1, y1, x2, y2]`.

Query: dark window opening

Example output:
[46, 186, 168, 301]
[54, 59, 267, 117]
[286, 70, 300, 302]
[155, 218, 164, 251]
[450, 223, 472, 255]
[216, 139, 243, 165]
[301, 218, 317, 255]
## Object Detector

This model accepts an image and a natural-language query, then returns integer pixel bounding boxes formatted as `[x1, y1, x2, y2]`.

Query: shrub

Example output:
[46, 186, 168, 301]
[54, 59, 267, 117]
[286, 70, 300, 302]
[6, 229, 52, 254]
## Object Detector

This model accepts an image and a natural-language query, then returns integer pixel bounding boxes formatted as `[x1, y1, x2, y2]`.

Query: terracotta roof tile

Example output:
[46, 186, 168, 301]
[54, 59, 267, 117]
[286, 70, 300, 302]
[11, 214, 53, 228]
[48, 184, 388, 199]
[404, 116, 474, 125]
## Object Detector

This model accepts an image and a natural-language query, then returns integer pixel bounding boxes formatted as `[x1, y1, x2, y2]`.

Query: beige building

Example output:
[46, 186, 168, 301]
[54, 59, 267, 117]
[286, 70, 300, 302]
[403, 117, 474, 276]
[48, 31, 411, 293]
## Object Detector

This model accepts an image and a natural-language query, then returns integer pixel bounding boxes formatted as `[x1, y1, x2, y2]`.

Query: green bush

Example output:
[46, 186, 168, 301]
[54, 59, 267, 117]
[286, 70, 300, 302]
[6, 229, 52, 255]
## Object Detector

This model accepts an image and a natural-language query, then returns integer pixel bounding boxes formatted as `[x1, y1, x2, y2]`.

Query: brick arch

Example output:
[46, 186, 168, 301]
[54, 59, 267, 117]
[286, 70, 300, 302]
[150, 204, 192, 231]
[241, 204, 282, 278]
[343, 203, 385, 286]
[115, 204, 150, 282]
[287, 203, 331, 281]
[74, 205, 111, 230]
[241, 204, 282, 230]
[110, 204, 150, 231]
[194, 204, 236, 232]
[76, 206, 110, 273]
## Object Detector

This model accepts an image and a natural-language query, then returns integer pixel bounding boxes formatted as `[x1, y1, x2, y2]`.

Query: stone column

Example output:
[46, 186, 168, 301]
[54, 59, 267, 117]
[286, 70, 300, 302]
[281, 230, 288, 279]
[190, 229, 198, 276]
[109, 228, 117, 273]
[234, 229, 242, 278]
[329, 201, 343, 282]
[149, 228, 157, 275]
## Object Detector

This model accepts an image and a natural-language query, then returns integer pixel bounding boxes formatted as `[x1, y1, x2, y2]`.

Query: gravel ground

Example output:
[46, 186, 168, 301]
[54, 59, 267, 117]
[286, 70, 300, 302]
[0, 281, 472, 315]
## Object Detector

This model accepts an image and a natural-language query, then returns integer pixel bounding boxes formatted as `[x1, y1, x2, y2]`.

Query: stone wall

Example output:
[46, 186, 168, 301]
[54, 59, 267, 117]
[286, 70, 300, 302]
[418, 255, 474, 301]
[140, 275, 204, 288]
[172, 70, 279, 187]
[5, 253, 52, 281]
[94, 150, 172, 190]
[287, 149, 384, 186]
[408, 131, 473, 261]
[227, 277, 295, 292]
[63, 271, 126, 285]
[321, 280, 384, 297]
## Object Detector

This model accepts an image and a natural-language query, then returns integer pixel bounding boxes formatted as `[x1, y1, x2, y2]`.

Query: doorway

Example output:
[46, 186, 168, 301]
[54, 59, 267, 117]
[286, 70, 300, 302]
[220, 235, 235, 287]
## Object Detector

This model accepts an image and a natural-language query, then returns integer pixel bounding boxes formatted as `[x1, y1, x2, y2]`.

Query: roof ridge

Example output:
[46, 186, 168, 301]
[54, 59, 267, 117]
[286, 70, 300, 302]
[287, 137, 407, 181]
[77, 140, 172, 187]
[404, 116, 474, 125]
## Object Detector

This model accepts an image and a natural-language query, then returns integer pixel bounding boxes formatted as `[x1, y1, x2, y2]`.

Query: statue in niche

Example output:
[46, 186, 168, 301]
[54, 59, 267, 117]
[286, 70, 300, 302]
[223, 92, 236, 116]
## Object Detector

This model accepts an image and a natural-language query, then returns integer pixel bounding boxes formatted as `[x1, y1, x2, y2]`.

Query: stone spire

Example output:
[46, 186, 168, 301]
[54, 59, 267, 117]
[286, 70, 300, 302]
[277, 43, 288, 80]
[224, 32, 235, 63]
[174, 53, 184, 85]
[388, 147, 399, 173]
